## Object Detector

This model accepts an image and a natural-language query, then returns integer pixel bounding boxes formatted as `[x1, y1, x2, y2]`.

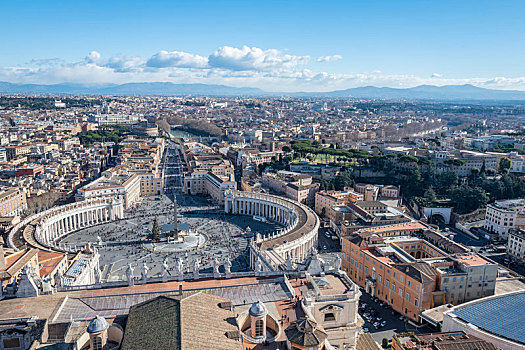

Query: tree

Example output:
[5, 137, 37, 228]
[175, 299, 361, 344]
[437, 171, 459, 194]
[424, 186, 437, 203]
[151, 216, 161, 241]
[282, 145, 292, 153]
[499, 157, 512, 174]
[333, 172, 353, 191]
[451, 185, 489, 214]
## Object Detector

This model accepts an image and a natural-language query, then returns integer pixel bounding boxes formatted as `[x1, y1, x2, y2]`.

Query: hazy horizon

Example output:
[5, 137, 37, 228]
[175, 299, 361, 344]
[1, 0, 524, 92]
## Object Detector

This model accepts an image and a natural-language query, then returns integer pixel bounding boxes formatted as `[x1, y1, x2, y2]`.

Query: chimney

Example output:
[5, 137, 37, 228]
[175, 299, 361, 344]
[178, 284, 183, 296]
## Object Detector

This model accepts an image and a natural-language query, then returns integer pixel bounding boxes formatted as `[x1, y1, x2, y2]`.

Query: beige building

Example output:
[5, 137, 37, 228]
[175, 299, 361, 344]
[0, 188, 27, 217]
[204, 173, 236, 203]
[76, 170, 142, 209]
[314, 190, 363, 217]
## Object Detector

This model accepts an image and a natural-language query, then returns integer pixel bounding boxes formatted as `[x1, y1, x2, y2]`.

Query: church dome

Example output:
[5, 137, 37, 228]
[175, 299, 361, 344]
[87, 315, 109, 334]
[249, 301, 268, 317]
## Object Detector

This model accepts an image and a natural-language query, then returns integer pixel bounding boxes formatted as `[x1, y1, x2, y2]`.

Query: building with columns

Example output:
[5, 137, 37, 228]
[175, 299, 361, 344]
[8, 197, 123, 254]
[224, 190, 319, 268]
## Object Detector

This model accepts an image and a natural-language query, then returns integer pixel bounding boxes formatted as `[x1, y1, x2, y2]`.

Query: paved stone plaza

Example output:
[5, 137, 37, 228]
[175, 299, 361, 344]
[60, 194, 282, 281]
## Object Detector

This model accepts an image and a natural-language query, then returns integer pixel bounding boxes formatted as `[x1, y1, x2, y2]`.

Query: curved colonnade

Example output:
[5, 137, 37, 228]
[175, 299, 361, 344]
[224, 190, 319, 268]
[8, 197, 124, 253]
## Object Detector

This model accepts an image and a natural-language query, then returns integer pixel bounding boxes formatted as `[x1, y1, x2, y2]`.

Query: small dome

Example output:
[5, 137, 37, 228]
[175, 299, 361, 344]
[249, 301, 268, 317]
[87, 315, 109, 334]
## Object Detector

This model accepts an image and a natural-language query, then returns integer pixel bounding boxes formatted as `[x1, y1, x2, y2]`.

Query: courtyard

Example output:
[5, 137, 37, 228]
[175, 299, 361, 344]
[59, 194, 282, 282]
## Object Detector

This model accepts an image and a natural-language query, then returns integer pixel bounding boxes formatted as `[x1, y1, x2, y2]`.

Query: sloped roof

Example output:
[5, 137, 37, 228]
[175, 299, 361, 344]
[120, 292, 242, 350]
[285, 317, 327, 347]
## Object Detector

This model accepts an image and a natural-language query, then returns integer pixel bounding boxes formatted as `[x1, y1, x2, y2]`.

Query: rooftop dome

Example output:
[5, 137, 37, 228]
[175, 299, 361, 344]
[249, 301, 268, 317]
[87, 315, 109, 334]
[285, 317, 327, 347]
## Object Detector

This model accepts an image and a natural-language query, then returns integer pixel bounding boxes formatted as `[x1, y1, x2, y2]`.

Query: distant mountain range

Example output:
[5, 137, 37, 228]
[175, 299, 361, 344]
[1, 81, 525, 101]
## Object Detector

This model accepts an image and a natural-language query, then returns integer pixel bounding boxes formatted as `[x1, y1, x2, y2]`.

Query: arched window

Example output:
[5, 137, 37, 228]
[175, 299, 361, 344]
[254, 319, 264, 337]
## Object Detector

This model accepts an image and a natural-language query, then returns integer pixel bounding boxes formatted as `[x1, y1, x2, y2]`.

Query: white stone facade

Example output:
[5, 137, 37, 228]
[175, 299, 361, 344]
[224, 190, 319, 267]
[9, 197, 124, 253]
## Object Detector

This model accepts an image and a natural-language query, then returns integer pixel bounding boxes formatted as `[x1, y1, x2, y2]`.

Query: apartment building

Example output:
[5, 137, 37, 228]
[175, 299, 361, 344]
[285, 182, 319, 206]
[484, 199, 525, 239]
[5, 145, 31, 161]
[435, 255, 497, 304]
[342, 234, 438, 322]
[341, 229, 495, 322]
[76, 170, 142, 209]
[203, 173, 236, 203]
[0, 188, 27, 217]
[507, 229, 525, 260]
[139, 173, 164, 197]
[314, 190, 363, 217]
[262, 171, 312, 194]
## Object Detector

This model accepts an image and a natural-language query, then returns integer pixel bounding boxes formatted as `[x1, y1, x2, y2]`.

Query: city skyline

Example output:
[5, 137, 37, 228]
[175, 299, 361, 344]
[1, 0, 525, 91]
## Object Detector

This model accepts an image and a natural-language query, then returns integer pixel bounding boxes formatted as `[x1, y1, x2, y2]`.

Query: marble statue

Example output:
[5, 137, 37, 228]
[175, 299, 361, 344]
[285, 255, 293, 271]
[255, 258, 262, 273]
[126, 264, 135, 286]
[334, 254, 342, 271]
[176, 258, 184, 281]
[193, 259, 200, 280]
[162, 258, 169, 282]
[94, 266, 102, 284]
[213, 258, 220, 277]
[224, 257, 232, 276]
[141, 262, 149, 281]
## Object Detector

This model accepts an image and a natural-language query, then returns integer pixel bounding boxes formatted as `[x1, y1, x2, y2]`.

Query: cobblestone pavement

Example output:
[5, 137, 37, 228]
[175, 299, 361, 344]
[60, 194, 282, 281]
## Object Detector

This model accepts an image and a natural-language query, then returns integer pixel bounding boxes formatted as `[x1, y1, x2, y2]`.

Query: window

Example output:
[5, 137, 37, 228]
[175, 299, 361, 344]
[324, 313, 336, 322]
[414, 298, 419, 306]
[385, 280, 390, 288]
[254, 319, 264, 337]
[406, 293, 410, 301]
[407, 280, 412, 287]
[399, 287, 403, 296]
[393, 271, 397, 278]
[400, 276, 403, 282]
[92, 337, 103, 350]
[392, 283, 396, 291]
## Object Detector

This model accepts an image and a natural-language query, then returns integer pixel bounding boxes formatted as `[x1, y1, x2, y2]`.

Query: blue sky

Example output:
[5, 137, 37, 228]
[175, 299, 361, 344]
[1, 0, 524, 91]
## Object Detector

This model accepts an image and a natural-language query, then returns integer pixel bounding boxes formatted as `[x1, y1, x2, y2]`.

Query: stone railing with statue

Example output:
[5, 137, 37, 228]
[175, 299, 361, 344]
[8, 196, 124, 253]
[224, 190, 320, 264]
[56, 254, 308, 293]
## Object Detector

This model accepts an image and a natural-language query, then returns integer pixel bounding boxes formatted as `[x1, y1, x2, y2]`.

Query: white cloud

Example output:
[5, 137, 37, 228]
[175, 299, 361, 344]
[85, 51, 101, 63]
[316, 55, 342, 62]
[102, 56, 145, 72]
[3, 49, 525, 92]
[208, 46, 309, 71]
[146, 50, 208, 68]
